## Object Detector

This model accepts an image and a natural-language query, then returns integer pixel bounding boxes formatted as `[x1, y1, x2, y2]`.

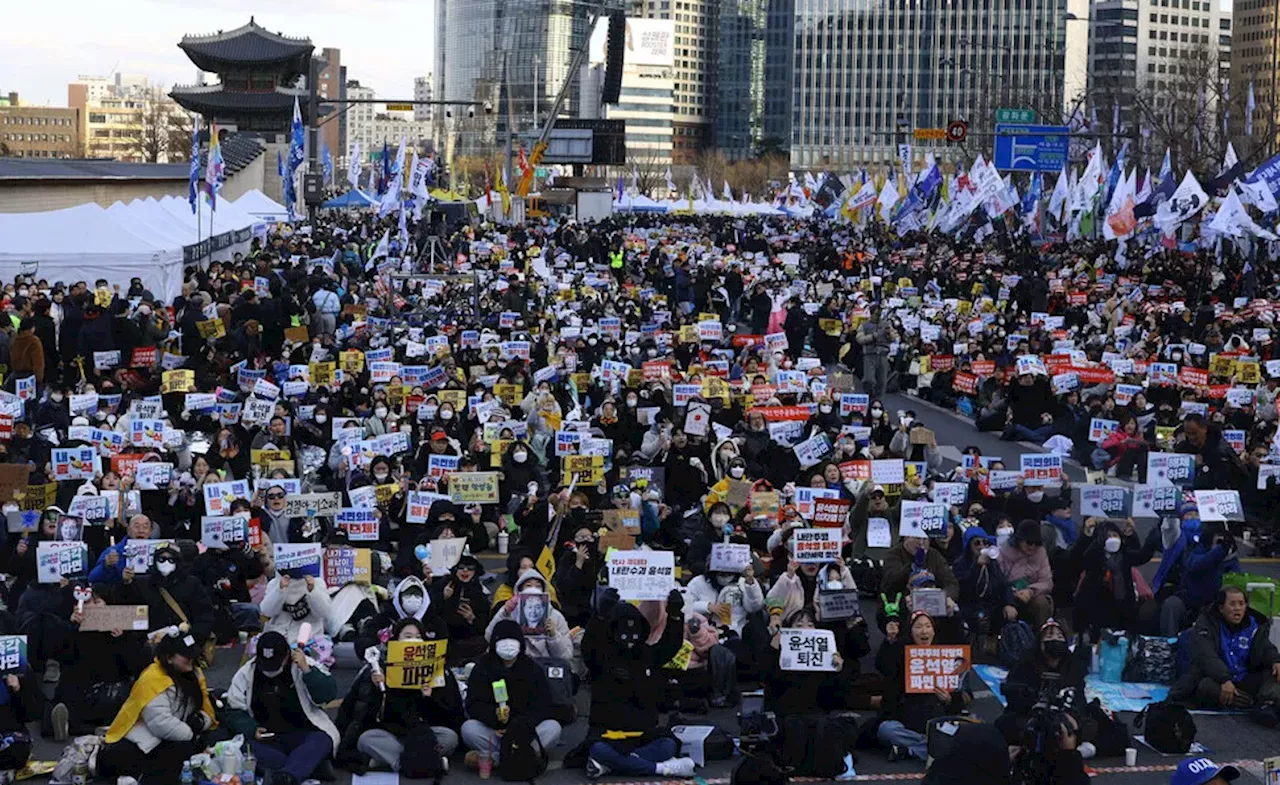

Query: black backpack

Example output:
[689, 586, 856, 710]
[780, 714, 854, 779]
[499, 717, 549, 782]
[399, 722, 447, 783]
[1134, 699, 1196, 753]
[847, 557, 882, 597]
[732, 749, 790, 785]
[999, 620, 1036, 669]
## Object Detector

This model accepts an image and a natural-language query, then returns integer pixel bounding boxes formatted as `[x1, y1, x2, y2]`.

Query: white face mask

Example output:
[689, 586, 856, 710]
[315, 414, 328, 424]
[440, 409, 454, 420]
[374, 407, 388, 419]
[1026, 491, 1044, 503]
[710, 513, 730, 526]
[513, 450, 528, 463]
[729, 466, 745, 479]
[374, 472, 389, 483]
[981, 546, 1001, 561]
[400, 423, 413, 433]
[825, 580, 843, 591]
[1104, 537, 1122, 554]
[156, 561, 176, 576]
[401, 595, 424, 613]
[495, 639, 521, 661]
[996, 528, 1014, 547]
[51, 393, 64, 403]
[819, 404, 833, 414]
[870, 408, 883, 418]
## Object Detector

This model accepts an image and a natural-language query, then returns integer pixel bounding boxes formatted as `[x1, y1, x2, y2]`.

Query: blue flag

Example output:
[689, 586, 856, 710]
[276, 149, 284, 178]
[322, 142, 333, 184]
[380, 140, 391, 196]
[187, 116, 201, 214]
[288, 97, 305, 173]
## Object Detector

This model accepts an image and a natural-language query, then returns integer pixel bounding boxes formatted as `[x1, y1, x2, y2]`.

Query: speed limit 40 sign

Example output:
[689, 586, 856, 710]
[947, 121, 968, 143]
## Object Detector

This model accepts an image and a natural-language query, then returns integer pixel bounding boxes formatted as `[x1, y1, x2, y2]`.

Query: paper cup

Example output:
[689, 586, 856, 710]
[1125, 747, 1137, 766]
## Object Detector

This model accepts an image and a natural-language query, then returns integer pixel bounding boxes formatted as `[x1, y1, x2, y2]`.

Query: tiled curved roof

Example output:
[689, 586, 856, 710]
[178, 18, 313, 72]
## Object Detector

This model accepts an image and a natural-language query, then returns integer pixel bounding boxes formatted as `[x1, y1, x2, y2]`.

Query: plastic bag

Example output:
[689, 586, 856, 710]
[1098, 631, 1129, 683]
[206, 735, 245, 777]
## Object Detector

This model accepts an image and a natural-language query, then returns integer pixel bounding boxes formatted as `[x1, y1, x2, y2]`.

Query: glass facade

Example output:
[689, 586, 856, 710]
[439, 0, 590, 156]
[788, 0, 1073, 169]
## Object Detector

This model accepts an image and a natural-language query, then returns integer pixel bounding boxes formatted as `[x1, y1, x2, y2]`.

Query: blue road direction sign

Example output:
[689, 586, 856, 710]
[993, 123, 1069, 173]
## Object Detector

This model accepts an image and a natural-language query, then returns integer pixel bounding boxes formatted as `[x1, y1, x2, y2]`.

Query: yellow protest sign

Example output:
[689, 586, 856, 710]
[561, 455, 605, 485]
[385, 640, 448, 689]
[1210, 354, 1236, 378]
[819, 318, 843, 336]
[284, 326, 310, 343]
[489, 439, 512, 468]
[374, 483, 399, 504]
[251, 449, 291, 467]
[1237, 359, 1261, 385]
[310, 362, 336, 387]
[448, 472, 500, 504]
[20, 482, 57, 511]
[702, 377, 730, 403]
[663, 640, 693, 671]
[340, 350, 365, 374]
[438, 390, 466, 411]
[679, 325, 699, 344]
[494, 383, 523, 406]
[956, 300, 973, 316]
[196, 319, 225, 339]
[387, 385, 405, 409]
[160, 370, 195, 393]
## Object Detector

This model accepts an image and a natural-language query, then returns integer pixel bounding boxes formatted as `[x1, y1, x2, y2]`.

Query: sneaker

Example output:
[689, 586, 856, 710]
[50, 702, 69, 742]
[887, 744, 910, 762]
[834, 753, 858, 781]
[586, 757, 611, 779]
[656, 757, 696, 778]
[464, 751, 481, 771]
[1078, 742, 1096, 760]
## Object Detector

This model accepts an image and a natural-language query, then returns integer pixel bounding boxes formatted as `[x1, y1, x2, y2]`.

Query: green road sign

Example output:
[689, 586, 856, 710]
[996, 108, 1035, 123]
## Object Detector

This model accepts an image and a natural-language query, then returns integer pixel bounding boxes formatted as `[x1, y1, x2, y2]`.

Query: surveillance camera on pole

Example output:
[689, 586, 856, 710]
[467, 106, 475, 119]
[483, 101, 493, 114]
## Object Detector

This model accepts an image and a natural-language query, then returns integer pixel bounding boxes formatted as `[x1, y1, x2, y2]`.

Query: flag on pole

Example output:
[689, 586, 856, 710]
[288, 97, 305, 173]
[347, 142, 361, 190]
[204, 123, 224, 210]
[187, 116, 200, 214]
[1247, 82, 1256, 137]
[322, 142, 333, 185]
[1048, 166, 1070, 222]
[664, 167, 675, 194]
[380, 140, 391, 195]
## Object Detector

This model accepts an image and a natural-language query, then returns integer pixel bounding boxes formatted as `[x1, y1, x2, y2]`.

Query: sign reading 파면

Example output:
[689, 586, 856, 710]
[607, 550, 675, 601]
[200, 515, 249, 549]
[905, 644, 971, 694]
[37, 541, 88, 582]
[79, 605, 149, 632]
[0, 636, 27, 675]
[790, 528, 842, 563]
[274, 543, 323, 577]
[124, 539, 172, 573]
[448, 472, 499, 504]
[385, 639, 448, 689]
[779, 628, 838, 671]
[708, 542, 751, 573]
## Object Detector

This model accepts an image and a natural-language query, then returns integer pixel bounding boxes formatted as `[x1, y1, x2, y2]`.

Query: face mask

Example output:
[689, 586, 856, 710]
[262, 665, 286, 678]
[398, 634, 423, 642]
[440, 409, 454, 420]
[981, 546, 1001, 560]
[399, 423, 413, 433]
[996, 528, 1014, 547]
[513, 450, 528, 463]
[94, 411, 107, 422]
[374, 407, 388, 419]
[715, 574, 735, 587]
[711, 513, 730, 526]
[826, 580, 844, 591]
[729, 466, 745, 479]
[50, 393, 64, 403]
[626, 397, 637, 407]
[374, 472, 389, 483]
[156, 561, 176, 576]
[819, 404, 833, 414]
[401, 595, 423, 613]
[495, 639, 521, 661]
[870, 408, 883, 418]
[1026, 491, 1044, 503]
[315, 414, 328, 424]
[1104, 537, 1122, 554]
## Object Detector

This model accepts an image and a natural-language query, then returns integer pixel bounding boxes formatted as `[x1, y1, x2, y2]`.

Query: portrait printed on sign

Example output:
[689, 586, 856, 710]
[517, 592, 549, 637]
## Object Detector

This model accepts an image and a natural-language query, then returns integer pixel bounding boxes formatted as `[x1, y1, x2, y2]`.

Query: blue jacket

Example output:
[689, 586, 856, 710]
[1179, 540, 1239, 607]
[87, 538, 132, 584]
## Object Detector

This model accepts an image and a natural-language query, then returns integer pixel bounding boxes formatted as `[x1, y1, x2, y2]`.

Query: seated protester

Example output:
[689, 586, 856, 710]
[261, 571, 333, 644]
[995, 619, 1086, 745]
[767, 554, 861, 625]
[1170, 586, 1280, 724]
[581, 589, 696, 779]
[551, 528, 599, 628]
[354, 574, 428, 661]
[685, 562, 765, 638]
[0, 613, 40, 773]
[335, 617, 464, 774]
[876, 611, 971, 762]
[49, 588, 152, 741]
[99, 632, 217, 784]
[1158, 514, 1240, 637]
[462, 620, 568, 771]
[760, 606, 856, 716]
[486, 569, 572, 660]
[670, 610, 739, 710]
[226, 630, 340, 785]
[87, 513, 157, 584]
[997, 520, 1055, 629]
[1071, 518, 1143, 640]
[1097, 414, 1150, 483]
[119, 542, 217, 648]
[394, 504, 483, 581]
[193, 535, 266, 642]
[882, 535, 960, 631]
[2, 506, 69, 597]
[952, 527, 1008, 652]
[428, 553, 491, 663]
[254, 483, 305, 545]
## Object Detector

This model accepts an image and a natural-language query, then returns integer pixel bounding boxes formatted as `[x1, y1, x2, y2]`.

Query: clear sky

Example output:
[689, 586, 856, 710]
[2, 0, 435, 108]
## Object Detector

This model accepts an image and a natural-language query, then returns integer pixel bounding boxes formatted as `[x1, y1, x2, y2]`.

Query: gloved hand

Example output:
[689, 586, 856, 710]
[596, 586, 620, 619]
[186, 713, 207, 736]
[666, 588, 684, 616]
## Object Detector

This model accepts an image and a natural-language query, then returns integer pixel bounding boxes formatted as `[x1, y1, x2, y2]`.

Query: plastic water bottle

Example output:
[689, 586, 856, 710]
[497, 530, 509, 554]
[241, 749, 257, 785]
[180, 761, 193, 785]
[70, 760, 87, 785]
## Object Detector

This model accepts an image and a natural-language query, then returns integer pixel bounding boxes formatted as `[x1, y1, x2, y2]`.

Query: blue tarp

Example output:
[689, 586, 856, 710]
[322, 190, 377, 209]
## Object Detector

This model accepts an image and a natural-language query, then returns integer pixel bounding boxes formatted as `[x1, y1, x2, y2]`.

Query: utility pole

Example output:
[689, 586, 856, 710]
[533, 55, 540, 131]
[504, 52, 515, 195]
[306, 54, 322, 221]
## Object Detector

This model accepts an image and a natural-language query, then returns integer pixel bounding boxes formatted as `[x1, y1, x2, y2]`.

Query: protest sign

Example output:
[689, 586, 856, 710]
[67, 494, 110, 522]
[0, 637, 27, 675]
[778, 628, 838, 671]
[335, 508, 379, 541]
[200, 515, 250, 549]
[1020, 454, 1062, 486]
[1089, 418, 1119, 443]
[203, 480, 251, 515]
[134, 462, 173, 491]
[427, 537, 467, 574]
[816, 589, 862, 621]
[1132, 484, 1185, 518]
[324, 546, 373, 586]
[448, 472, 499, 504]
[281, 492, 343, 519]
[930, 482, 967, 508]
[709, 542, 752, 573]
[273, 543, 323, 577]
[912, 588, 949, 617]
[812, 497, 852, 528]
[1080, 486, 1129, 517]
[1147, 452, 1195, 487]
[905, 645, 971, 693]
[37, 541, 88, 582]
[607, 550, 676, 601]
[794, 486, 838, 519]
[386, 639, 449, 689]
[790, 528, 842, 563]
[1194, 490, 1244, 521]
[80, 605, 149, 633]
[124, 539, 172, 573]
[52, 448, 98, 481]
[0, 464, 29, 504]
[899, 500, 947, 538]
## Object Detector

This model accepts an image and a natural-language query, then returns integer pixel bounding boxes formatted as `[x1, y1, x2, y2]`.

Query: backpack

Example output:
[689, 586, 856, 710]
[399, 722, 447, 782]
[499, 717, 549, 782]
[1133, 700, 1196, 753]
[848, 558, 882, 597]
[1122, 635, 1178, 685]
[1083, 698, 1131, 758]
[998, 620, 1036, 669]
[780, 714, 854, 779]
[731, 750, 789, 785]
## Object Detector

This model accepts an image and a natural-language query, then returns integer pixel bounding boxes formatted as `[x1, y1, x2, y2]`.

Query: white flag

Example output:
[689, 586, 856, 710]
[1048, 166, 1070, 221]
[1154, 171, 1210, 233]
[1247, 82, 1256, 137]
[1210, 188, 1278, 240]
[366, 230, 390, 270]
[664, 167, 675, 193]
[723, 180, 733, 202]
[876, 177, 899, 222]
[347, 142, 361, 190]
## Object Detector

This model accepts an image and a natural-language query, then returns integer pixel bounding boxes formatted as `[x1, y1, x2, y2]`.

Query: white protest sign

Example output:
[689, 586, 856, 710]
[607, 550, 676, 601]
[1080, 485, 1129, 517]
[778, 628, 838, 671]
[899, 500, 947, 538]
[709, 543, 752, 573]
[1194, 490, 1243, 521]
[790, 528, 842, 563]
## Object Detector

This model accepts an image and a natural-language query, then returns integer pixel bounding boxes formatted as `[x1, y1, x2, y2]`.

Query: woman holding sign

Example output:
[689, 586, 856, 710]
[875, 611, 971, 762]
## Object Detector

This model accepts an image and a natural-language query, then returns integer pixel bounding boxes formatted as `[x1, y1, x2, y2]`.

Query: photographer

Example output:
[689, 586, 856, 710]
[996, 619, 1086, 745]
[1009, 707, 1090, 785]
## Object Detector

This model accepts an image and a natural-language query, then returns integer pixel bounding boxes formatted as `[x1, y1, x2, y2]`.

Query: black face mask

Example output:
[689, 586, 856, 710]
[1043, 639, 1069, 660]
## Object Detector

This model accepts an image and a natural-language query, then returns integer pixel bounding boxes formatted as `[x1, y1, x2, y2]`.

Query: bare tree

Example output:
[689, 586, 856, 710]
[0, 141, 9, 157]
[126, 101, 192, 163]
[625, 150, 667, 196]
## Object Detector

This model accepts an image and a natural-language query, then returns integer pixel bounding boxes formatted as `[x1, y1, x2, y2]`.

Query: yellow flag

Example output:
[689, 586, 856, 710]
[537, 545, 556, 583]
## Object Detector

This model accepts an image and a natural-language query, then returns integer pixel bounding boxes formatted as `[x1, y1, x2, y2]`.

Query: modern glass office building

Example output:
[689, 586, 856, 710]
[717, 0, 795, 159]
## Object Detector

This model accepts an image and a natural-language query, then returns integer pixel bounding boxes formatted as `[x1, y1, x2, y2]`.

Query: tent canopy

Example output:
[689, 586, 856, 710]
[322, 190, 376, 209]
[234, 189, 291, 223]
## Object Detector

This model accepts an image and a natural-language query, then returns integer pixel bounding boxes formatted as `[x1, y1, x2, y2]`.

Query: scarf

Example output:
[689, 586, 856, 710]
[1218, 615, 1258, 684]
[106, 661, 217, 744]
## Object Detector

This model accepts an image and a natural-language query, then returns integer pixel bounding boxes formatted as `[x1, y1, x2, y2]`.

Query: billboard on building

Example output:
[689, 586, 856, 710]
[590, 18, 674, 68]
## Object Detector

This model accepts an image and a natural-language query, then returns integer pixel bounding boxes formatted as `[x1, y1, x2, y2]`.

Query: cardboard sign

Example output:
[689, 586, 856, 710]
[790, 528, 842, 563]
[607, 550, 676, 601]
[779, 628, 838, 671]
[79, 605, 149, 633]
[1080, 486, 1129, 517]
[812, 497, 852, 528]
[427, 537, 467, 574]
[385, 639, 448, 689]
[0, 464, 29, 504]
[324, 546, 373, 586]
[709, 542, 752, 573]
[448, 472, 499, 504]
[899, 500, 947, 538]
[816, 589, 862, 621]
[905, 644, 971, 693]
[602, 508, 641, 534]
[273, 543, 323, 577]
[37, 541, 89, 582]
